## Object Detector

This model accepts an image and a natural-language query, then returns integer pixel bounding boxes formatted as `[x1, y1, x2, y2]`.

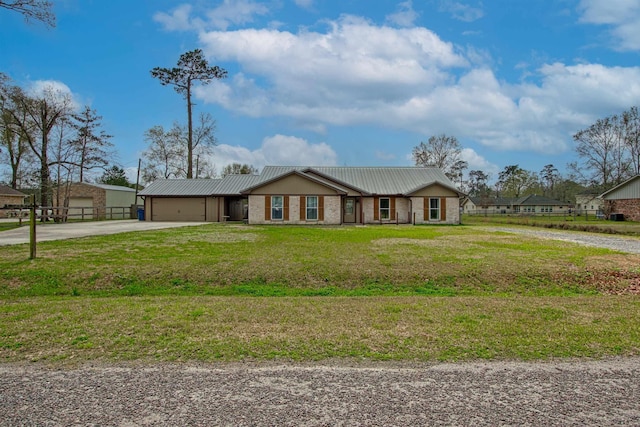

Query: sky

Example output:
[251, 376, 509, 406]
[2, 0, 640, 183]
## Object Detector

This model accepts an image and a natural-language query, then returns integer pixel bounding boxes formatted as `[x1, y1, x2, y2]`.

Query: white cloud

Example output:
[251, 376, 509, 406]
[206, 0, 270, 30]
[578, 0, 640, 51]
[28, 80, 81, 110]
[153, 4, 194, 32]
[213, 134, 338, 170]
[386, 1, 419, 28]
[439, 1, 484, 23]
[460, 148, 499, 176]
[154, 1, 270, 32]
[185, 11, 640, 156]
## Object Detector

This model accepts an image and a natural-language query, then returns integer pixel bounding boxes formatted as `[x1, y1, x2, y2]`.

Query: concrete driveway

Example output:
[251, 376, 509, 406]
[0, 219, 207, 246]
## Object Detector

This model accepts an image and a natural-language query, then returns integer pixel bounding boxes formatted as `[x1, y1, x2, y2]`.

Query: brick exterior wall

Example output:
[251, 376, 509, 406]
[248, 195, 341, 224]
[605, 199, 640, 222]
[53, 183, 107, 219]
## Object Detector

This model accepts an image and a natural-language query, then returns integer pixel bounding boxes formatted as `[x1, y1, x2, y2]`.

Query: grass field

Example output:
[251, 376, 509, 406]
[1, 223, 639, 364]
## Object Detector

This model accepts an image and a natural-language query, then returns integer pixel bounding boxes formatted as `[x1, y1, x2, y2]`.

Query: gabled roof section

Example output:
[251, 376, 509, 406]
[0, 184, 27, 197]
[600, 175, 640, 200]
[138, 179, 222, 196]
[240, 169, 349, 195]
[257, 166, 459, 196]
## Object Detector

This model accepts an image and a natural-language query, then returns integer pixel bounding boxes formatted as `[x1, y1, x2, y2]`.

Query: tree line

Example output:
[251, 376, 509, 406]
[413, 106, 640, 202]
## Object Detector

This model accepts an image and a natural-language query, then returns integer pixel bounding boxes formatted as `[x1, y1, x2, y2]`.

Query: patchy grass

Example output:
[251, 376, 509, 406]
[1, 224, 640, 363]
[1, 224, 638, 298]
[1, 295, 639, 363]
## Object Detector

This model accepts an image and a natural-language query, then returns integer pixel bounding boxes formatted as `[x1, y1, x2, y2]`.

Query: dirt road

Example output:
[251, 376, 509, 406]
[1, 358, 639, 426]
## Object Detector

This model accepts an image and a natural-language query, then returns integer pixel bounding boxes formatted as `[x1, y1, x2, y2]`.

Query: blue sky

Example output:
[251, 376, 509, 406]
[2, 0, 640, 183]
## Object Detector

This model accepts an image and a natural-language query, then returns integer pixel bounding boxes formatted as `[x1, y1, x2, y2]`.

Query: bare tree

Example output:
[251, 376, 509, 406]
[141, 125, 182, 182]
[0, 77, 36, 188]
[412, 134, 462, 178]
[0, 0, 55, 27]
[622, 106, 640, 176]
[572, 115, 630, 190]
[142, 113, 219, 182]
[7, 84, 73, 210]
[151, 49, 227, 178]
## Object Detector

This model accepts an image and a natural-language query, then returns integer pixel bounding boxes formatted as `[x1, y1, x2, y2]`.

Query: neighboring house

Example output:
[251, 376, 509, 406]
[138, 175, 260, 222]
[53, 182, 143, 220]
[138, 166, 464, 225]
[463, 195, 570, 215]
[462, 197, 513, 214]
[575, 192, 604, 215]
[600, 175, 640, 221]
[0, 185, 28, 218]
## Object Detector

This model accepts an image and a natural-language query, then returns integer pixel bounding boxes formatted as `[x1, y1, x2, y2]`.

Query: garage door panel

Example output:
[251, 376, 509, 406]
[151, 198, 206, 221]
[68, 197, 94, 219]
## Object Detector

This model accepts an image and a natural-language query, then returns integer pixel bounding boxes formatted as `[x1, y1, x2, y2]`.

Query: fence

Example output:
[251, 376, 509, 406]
[1, 205, 137, 222]
[464, 209, 606, 220]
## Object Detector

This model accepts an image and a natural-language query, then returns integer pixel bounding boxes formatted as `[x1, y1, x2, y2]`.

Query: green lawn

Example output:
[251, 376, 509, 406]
[1, 224, 639, 364]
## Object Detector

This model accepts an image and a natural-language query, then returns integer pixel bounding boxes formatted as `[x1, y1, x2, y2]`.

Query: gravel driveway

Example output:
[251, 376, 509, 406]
[1, 359, 639, 426]
[482, 226, 640, 254]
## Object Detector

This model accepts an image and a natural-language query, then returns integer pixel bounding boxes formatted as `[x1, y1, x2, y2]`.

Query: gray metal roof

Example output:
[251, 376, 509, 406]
[214, 174, 261, 195]
[138, 179, 222, 196]
[258, 166, 459, 195]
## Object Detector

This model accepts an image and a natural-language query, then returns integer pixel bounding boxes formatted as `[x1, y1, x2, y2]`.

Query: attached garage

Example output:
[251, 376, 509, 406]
[151, 197, 206, 221]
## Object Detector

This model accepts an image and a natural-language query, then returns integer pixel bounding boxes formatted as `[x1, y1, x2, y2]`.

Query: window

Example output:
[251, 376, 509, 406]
[429, 198, 440, 220]
[306, 196, 318, 220]
[380, 197, 390, 220]
[271, 196, 283, 220]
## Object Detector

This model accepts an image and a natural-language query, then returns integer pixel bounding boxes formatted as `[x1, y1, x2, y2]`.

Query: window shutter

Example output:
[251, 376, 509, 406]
[284, 196, 289, 221]
[390, 197, 396, 220]
[319, 196, 324, 221]
[300, 196, 306, 221]
[440, 197, 447, 221]
[423, 197, 428, 219]
[374, 197, 379, 220]
[265, 195, 271, 220]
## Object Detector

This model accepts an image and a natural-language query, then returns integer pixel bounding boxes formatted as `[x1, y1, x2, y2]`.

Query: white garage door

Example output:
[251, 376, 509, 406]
[68, 197, 94, 220]
[151, 197, 206, 221]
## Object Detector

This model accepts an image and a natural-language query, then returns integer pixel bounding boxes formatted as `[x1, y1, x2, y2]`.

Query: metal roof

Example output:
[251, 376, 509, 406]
[257, 166, 459, 195]
[213, 174, 261, 195]
[138, 179, 223, 196]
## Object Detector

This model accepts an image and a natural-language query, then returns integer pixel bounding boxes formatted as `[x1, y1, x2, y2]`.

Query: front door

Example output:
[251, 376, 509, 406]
[343, 197, 356, 223]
